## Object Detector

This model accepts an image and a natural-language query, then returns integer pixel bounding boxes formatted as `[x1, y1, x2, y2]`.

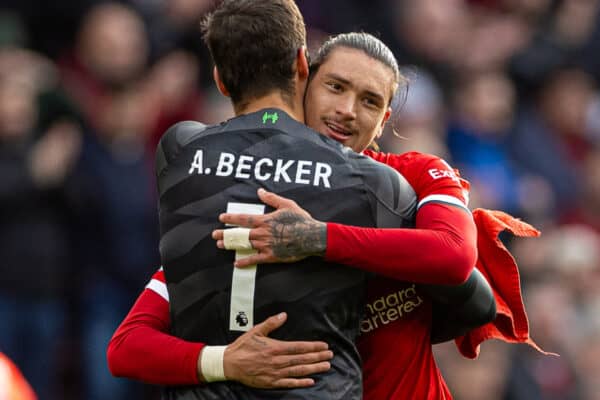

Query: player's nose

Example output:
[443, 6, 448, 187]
[335, 94, 357, 120]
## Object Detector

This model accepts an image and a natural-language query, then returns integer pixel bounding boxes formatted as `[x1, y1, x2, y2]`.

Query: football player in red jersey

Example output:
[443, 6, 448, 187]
[108, 32, 494, 399]
[215, 33, 488, 399]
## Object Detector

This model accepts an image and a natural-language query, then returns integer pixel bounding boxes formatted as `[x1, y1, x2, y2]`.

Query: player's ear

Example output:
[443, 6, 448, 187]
[377, 107, 392, 139]
[213, 66, 230, 97]
[296, 46, 309, 81]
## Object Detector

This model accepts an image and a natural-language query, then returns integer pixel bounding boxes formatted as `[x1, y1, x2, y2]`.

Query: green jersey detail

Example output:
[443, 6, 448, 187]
[262, 111, 279, 124]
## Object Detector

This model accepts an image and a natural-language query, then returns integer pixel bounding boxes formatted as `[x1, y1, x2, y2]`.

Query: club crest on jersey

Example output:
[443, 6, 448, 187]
[188, 149, 333, 188]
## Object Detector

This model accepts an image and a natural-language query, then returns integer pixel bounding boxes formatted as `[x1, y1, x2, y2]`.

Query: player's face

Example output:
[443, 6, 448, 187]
[305, 47, 395, 153]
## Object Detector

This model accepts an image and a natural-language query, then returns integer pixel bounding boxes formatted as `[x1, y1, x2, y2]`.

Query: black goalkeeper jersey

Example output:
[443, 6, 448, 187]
[156, 109, 416, 400]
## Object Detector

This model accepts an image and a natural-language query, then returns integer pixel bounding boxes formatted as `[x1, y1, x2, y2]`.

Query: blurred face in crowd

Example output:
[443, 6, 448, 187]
[455, 71, 516, 134]
[78, 3, 148, 86]
[0, 80, 36, 140]
[397, 0, 468, 64]
[540, 69, 596, 137]
[99, 85, 152, 140]
[304, 47, 395, 153]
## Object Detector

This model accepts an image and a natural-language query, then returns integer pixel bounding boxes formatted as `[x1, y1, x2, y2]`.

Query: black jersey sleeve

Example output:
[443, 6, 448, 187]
[155, 121, 208, 193]
[351, 154, 417, 228]
[424, 268, 497, 344]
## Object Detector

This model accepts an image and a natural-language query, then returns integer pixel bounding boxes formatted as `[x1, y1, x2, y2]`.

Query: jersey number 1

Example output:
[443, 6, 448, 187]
[227, 202, 265, 332]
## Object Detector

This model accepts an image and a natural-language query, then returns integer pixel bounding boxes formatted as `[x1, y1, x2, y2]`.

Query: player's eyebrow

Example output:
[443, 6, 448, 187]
[324, 72, 385, 104]
[324, 72, 352, 86]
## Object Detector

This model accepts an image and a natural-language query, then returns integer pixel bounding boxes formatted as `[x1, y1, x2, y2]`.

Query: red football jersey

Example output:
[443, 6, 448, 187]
[358, 150, 470, 400]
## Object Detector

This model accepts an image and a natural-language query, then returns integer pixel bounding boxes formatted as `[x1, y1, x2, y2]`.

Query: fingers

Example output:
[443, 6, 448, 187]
[257, 188, 297, 210]
[222, 227, 253, 250]
[212, 230, 224, 241]
[219, 213, 260, 228]
[253, 315, 331, 354]
[233, 253, 269, 268]
[278, 360, 332, 377]
[270, 378, 315, 388]
[261, 357, 332, 389]
[253, 312, 287, 336]
[212, 242, 271, 267]
[213, 227, 266, 243]
[224, 316, 333, 390]
[275, 340, 330, 355]
[272, 352, 333, 369]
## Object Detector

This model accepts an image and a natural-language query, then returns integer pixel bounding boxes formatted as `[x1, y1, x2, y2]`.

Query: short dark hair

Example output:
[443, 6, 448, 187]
[202, 0, 306, 108]
[310, 32, 406, 107]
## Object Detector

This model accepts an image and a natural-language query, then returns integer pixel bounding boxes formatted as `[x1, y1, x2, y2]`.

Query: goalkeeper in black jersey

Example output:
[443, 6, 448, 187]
[156, 1, 418, 399]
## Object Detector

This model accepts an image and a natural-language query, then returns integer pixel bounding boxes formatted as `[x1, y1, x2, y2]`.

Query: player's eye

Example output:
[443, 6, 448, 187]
[363, 97, 382, 109]
[326, 81, 343, 92]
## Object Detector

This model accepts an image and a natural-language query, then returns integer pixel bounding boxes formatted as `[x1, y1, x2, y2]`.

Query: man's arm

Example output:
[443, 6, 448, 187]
[213, 190, 494, 344]
[214, 189, 476, 285]
[424, 268, 497, 344]
[107, 271, 333, 387]
[107, 287, 204, 385]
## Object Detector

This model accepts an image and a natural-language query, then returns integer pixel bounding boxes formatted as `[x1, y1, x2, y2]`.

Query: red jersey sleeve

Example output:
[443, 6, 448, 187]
[325, 151, 477, 285]
[366, 150, 470, 208]
[107, 268, 205, 385]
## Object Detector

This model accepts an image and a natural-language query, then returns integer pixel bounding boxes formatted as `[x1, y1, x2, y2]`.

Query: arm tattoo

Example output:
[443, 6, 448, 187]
[268, 211, 326, 260]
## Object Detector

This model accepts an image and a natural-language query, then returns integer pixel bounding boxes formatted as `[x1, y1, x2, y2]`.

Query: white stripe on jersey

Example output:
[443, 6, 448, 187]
[418, 194, 470, 212]
[440, 159, 454, 171]
[146, 278, 169, 301]
[439, 159, 470, 206]
[462, 189, 470, 207]
[227, 202, 265, 332]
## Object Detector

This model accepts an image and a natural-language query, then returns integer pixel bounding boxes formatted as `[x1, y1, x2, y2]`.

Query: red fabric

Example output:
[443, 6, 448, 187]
[326, 203, 476, 284]
[455, 208, 552, 358]
[353, 150, 472, 399]
[363, 150, 469, 205]
[359, 278, 452, 400]
[107, 274, 204, 385]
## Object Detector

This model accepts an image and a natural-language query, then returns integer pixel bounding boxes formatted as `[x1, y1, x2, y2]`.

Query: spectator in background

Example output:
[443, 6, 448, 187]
[507, 281, 582, 399]
[575, 312, 600, 399]
[545, 225, 600, 310]
[380, 67, 450, 159]
[56, 4, 199, 398]
[0, 48, 82, 399]
[59, 2, 206, 154]
[133, 0, 214, 61]
[143, 49, 203, 151]
[510, 0, 600, 92]
[561, 149, 600, 233]
[458, 3, 531, 73]
[58, 2, 149, 133]
[436, 340, 511, 400]
[391, 0, 470, 94]
[446, 70, 523, 213]
[71, 81, 160, 400]
[510, 68, 596, 216]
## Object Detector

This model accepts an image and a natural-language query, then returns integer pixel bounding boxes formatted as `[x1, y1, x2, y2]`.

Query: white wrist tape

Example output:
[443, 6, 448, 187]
[223, 227, 253, 250]
[200, 345, 227, 382]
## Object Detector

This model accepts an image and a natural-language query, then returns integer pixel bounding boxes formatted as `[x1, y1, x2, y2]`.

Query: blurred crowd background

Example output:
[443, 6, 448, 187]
[0, 0, 599, 399]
